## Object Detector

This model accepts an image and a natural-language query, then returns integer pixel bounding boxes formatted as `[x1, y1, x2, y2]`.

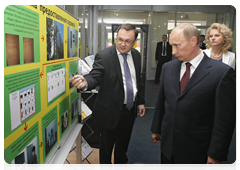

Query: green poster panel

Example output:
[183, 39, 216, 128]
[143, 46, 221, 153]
[4, 5, 40, 67]
[4, 68, 41, 138]
[59, 96, 70, 139]
[42, 106, 58, 163]
[69, 59, 79, 89]
[5, 123, 40, 164]
[71, 89, 79, 122]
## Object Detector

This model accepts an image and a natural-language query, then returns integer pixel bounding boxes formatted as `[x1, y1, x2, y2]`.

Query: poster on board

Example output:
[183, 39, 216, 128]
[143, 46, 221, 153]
[4, 5, 79, 164]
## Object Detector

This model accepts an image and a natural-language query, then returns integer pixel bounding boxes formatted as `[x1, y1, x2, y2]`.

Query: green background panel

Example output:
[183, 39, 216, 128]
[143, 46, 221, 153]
[4, 123, 40, 164]
[4, 68, 41, 138]
[59, 96, 70, 139]
[4, 5, 40, 67]
[42, 106, 58, 163]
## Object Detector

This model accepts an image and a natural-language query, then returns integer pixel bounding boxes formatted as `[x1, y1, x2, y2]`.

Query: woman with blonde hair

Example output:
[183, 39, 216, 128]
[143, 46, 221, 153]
[204, 23, 235, 69]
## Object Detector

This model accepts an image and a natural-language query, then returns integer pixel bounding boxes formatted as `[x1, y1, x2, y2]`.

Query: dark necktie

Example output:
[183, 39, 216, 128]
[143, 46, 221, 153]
[121, 53, 134, 110]
[180, 62, 191, 94]
[163, 42, 166, 56]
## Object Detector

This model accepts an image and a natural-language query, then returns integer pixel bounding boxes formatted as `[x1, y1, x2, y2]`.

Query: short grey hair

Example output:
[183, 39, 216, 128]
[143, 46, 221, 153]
[172, 23, 200, 45]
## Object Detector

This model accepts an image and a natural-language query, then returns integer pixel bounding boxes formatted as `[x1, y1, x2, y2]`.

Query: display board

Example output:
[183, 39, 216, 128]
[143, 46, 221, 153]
[4, 5, 79, 164]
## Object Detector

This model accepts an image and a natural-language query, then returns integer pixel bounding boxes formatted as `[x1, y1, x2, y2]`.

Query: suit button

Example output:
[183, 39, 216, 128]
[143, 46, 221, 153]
[120, 108, 122, 110]
[176, 113, 179, 117]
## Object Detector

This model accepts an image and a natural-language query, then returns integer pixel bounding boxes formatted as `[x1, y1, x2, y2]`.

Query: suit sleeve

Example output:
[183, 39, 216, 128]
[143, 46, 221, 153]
[136, 75, 145, 105]
[84, 53, 104, 90]
[201, 43, 206, 50]
[136, 52, 145, 105]
[151, 64, 166, 134]
[207, 67, 236, 161]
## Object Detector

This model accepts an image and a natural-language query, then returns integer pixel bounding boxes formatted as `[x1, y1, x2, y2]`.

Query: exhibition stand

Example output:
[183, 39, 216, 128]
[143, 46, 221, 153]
[4, 5, 96, 164]
[4, 5, 83, 164]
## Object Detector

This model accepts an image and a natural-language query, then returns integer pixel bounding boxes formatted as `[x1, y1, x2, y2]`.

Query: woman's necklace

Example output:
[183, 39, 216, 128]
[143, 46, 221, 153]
[211, 52, 222, 59]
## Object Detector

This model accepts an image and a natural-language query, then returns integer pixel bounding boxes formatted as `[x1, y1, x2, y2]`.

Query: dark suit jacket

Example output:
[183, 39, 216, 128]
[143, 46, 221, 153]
[200, 42, 206, 50]
[151, 53, 236, 163]
[84, 44, 145, 130]
[235, 50, 238, 78]
[155, 41, 172, 62]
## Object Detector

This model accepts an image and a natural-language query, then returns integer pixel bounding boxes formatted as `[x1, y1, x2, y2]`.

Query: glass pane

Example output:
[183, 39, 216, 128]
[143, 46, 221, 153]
[77, 6, 83, 59]
[151, 12, 169, 68]
[102, 11, 149, 25]
[85, 6, 89, 56]
[65, 5, 75, 17]
[101, 10, 150, 50]
[225, 13, 230, 27]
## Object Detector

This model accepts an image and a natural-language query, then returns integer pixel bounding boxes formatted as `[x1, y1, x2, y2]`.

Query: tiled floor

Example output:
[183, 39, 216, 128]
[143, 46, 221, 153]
[64, 148, 99, 164]
[61, 148, 113, 170]
[61, 142, 211, 170]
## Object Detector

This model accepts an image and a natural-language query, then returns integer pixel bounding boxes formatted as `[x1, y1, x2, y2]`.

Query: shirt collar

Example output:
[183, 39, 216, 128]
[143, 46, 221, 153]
[182, 50, 204, 69]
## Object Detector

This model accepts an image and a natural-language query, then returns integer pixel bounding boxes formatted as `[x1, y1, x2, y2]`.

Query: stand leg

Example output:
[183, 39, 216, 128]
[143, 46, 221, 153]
[66, 159, 75, 169]
[86, 158, 91, 164]
[76, 131, 82, 164]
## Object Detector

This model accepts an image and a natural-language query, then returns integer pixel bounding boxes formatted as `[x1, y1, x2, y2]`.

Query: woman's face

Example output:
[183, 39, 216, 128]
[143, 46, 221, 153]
[209, 29, 226, 47]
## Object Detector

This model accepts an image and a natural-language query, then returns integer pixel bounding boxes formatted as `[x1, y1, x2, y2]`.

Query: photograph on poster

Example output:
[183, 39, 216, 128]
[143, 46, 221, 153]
[11, 137, 38, 164]
[44, 118, 57, 157]
[61, 110, 68, 133]
[67, 26, 78, 58]
[71, 97, 78, 121]
[47, 68, 65, 103]
[23, 37, 34, 64]
[47, 17, 64, 61]
[10, 84, 36, 131]
[5, 33, 20, 66]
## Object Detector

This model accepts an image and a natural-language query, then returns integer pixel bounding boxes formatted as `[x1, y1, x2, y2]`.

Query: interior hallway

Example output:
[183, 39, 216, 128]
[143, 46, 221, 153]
[65, 80, 235, 164]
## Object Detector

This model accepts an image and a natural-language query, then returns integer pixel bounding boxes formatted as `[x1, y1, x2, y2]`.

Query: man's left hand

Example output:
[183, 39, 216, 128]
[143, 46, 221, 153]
[138, 105, 145, 117]
[207, 156, 221, 164]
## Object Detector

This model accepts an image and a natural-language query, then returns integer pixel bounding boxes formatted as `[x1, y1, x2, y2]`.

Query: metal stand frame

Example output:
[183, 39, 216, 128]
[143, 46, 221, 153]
[66, 88, 97, 164]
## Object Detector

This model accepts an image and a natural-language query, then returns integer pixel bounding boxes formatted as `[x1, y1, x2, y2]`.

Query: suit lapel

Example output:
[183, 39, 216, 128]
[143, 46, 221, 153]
[180, 54, 211, 96]
[131, 49, 140, 83]
[172, 60, 182, 96]
[109, 45, 124, 87]
[160, 42, 163, 52]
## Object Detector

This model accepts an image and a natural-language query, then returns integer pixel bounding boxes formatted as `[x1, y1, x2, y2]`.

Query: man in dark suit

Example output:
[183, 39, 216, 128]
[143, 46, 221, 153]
[70, 24, 145, 164]
[151, 23, 235, 164]
[199, 35, 206, 50]
[155, 34, 172, 84]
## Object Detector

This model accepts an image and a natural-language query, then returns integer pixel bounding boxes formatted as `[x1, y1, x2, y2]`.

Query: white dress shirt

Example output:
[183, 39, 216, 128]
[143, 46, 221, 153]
[117, 48, 138, 104]
[180, 50, 204, 80]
